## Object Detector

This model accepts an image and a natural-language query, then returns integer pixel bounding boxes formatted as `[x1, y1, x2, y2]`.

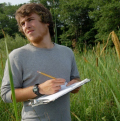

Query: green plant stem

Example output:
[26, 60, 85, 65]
[4, 34, 19, 121]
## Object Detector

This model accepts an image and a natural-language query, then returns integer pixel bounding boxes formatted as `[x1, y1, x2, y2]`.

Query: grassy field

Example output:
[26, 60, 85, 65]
[0, 34, 120, 121]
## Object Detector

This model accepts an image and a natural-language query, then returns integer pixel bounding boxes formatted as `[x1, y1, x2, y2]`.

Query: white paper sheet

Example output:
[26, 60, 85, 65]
[29, 78, 91, 107]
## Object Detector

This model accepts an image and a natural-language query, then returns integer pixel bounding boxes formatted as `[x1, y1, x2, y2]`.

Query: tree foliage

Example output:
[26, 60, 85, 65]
[0, 0, 120, 50]
[89, 0, 120, 41]
[0, 3, 21, 38]
[57, 0, 95, 48]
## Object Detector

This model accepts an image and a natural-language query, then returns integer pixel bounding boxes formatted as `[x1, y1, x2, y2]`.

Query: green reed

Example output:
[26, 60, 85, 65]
[2, 30, 19, 121]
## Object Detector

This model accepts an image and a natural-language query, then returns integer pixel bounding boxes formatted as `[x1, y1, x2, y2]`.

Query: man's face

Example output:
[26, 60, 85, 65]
[20, 13, 49, 44]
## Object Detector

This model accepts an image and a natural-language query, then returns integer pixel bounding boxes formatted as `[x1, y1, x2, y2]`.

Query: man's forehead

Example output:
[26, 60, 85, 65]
[19, 13, 40, 23]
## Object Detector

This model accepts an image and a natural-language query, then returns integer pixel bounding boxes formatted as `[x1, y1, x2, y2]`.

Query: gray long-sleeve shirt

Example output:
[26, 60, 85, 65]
[1, 43, 80, 121]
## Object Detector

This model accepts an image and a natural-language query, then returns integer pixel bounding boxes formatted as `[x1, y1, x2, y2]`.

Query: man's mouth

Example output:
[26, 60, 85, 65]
[27, 30, 34, 34]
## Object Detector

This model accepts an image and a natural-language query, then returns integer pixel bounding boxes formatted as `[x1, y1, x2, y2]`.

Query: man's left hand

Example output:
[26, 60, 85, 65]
[66, 78, 81, 93]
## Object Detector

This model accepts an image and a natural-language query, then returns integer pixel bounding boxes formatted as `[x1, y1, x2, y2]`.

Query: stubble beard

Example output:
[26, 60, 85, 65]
[27, 28, 48, 45]
[27, 35, 43, 45]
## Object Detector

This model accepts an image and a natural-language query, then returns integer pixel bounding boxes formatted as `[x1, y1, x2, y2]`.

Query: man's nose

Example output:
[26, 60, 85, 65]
[25, 21, 30, 28]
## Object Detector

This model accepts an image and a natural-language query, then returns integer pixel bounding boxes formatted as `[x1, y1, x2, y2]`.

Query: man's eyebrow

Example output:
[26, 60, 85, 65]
[20, 16, 35, 25]
[26, 16, 35, 21]
[28, 16, 35, 19]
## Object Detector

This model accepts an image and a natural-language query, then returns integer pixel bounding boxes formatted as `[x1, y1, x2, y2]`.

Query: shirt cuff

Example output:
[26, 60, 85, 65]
[5, 90, 12, 103]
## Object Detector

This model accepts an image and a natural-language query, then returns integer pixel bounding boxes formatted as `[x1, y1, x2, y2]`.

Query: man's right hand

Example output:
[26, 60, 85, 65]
[38, 78, 66, 95]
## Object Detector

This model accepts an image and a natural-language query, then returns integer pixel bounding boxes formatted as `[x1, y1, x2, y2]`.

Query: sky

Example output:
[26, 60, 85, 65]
[0, 0, 30, 5]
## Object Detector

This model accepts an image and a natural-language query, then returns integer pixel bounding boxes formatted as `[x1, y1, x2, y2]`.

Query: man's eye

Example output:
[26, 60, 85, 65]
[21, 23, 25, 26]
[28, 18, 33, 21]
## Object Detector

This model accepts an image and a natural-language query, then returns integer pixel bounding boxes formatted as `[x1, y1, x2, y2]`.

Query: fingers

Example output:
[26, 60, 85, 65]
[66, 81, 73, 86]
[51, 78, 65, 92]
[66, 79, 81, 93]
[52, 78, 66, 92]
[39, 78, 66, 95]
[52, 78, 66, 87]
[66, 80, 77, 86]
[53, 86, 61, 92]
[49, 78, 66, 87]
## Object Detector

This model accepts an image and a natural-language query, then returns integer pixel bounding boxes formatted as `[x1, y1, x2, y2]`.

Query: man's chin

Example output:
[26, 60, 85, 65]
[27, 37, 42, 44]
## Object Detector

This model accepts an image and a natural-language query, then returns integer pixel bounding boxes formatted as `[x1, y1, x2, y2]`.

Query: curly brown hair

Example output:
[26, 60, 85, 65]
[15, 3, 54, 37]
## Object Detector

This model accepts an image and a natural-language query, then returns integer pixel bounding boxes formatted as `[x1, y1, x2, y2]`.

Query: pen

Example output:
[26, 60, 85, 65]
[37, 71, 56, 79]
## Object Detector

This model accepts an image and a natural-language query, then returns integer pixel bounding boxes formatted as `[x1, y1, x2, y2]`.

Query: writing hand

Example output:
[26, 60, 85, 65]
[38, 78, 65, 95]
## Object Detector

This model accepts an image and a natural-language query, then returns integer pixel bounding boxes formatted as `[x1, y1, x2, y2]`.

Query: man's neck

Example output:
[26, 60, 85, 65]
[31, 39, 54, 49]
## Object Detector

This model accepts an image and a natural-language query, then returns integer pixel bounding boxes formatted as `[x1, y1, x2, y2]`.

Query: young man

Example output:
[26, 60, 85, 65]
[1, 3, 81, 121]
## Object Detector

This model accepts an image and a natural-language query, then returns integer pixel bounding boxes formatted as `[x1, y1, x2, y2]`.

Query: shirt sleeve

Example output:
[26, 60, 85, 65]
[70, 53, 80, 81]
[1, 51, 23, 103]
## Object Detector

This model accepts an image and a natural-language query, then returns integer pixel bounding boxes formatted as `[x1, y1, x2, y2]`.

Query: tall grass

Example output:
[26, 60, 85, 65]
[70, 34, 120, 120]
[71, 48, 120, 120]
[2, 30, 19, 121]
[0, 32, 120, 120]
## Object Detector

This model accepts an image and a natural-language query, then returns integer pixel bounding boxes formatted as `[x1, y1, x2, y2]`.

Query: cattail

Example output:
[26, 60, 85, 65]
[102, 39, 105, 57]
[101, 31, 120, 60]
[95, 42, 100, 67]
[83, 56, 88, 63]
[100, 33, 111, 56]
[111, 31, 120, 60]
[96, 42, 100, 57]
